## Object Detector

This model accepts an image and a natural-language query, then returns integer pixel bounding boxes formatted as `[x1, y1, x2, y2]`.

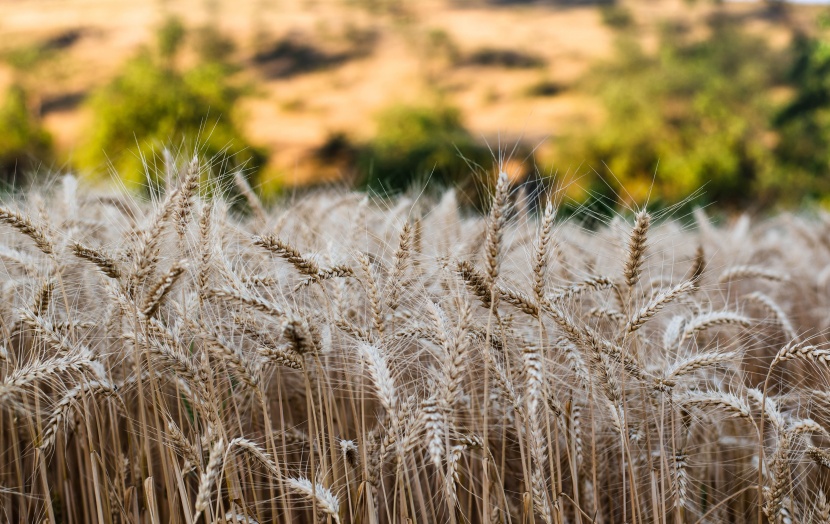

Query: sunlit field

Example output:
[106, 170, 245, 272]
[0, 161, 829, 523]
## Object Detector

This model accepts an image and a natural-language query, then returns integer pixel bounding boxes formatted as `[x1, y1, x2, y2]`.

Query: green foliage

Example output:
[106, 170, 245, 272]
[771, 15, 830, 206]
[600, 5, 634, 30]
[357, 104, 495, 203]
[0, 85, 53, 185]
[156, 16, 186, 61]
[560, 19, 784, 209]
[78, 17, 263, 190]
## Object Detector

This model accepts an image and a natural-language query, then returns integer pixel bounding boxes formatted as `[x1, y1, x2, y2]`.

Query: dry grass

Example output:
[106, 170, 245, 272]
[1, 164, 830, 524]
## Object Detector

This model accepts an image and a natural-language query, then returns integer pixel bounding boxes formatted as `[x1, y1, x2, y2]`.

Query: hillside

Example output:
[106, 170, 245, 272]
[0, 0, 822, 187]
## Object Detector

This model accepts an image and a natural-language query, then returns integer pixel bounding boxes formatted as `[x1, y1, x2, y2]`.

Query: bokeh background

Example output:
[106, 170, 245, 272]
[0, 0, 828, 213]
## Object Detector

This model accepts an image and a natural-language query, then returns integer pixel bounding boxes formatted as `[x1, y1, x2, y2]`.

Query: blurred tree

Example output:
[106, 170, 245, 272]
[558, 18, 785, 209]
[78, 16, 264, 191]
[771, 13, 830, 206]
[357, 104, 500, 206]
[0, 84, 53, 186]
[157, 16, 186, 61]
[599, 4, 634, 30]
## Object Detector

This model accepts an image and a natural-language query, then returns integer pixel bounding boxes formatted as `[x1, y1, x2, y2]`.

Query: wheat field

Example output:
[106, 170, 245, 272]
[0, 160, 829, 524]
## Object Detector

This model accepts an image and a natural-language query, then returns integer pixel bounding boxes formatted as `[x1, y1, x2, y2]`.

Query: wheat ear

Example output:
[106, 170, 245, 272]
[624, 210, 650, 289]
[32, 277, 55, 316]
[457, 259, 492, 309]
[771, 341, 830, 368]
[689, 244, 706, 288]
[253, 235, 320, 277]
[142, 259, 188, 317]
[173, 155, 201, 236]
[624, 280, 695, 334]
[71, 242, 121, 279]
[207, 287, 285, 318]
[284, 477, 341, 524]
[166, 420, 200, 473]
[423, 398, 445, 469]
[358, 342, 398, 426]
[547, 276, 614, 303]
[257, 344, 304, 370]
[0, 206, 55, 255]
[388, 221, 412, 311]
[194, 438, 225, 520]
[679, 392, 754, 421]
[666, 351, 739, 379]
[677, 311, 752, 346]
[281, 315, 321, 355]
[485, 171, 510, 291]
[0, 351, 103, 403]
[357, 252, 384, 338]
[39, 380, 120, 452]
[808, 447, 830, 470]
[442, 300, 472, 407]
[533, 200, 556, 302]
[229, 437, 279, 476]
[196, 199, 214, 293]
[719, 265, 789, 284]
[673, 452, 689, 511]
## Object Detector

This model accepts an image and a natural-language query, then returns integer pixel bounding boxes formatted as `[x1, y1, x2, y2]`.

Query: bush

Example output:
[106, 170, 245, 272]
[357, 104, 498, 205]
[600, 5, 634, 30]
[0, 84, 53, 186]
[771, 15, 830, 206]
[558, 18, 785, 209]
[462, 47, 545, 69]
[78, 17, 264, 190]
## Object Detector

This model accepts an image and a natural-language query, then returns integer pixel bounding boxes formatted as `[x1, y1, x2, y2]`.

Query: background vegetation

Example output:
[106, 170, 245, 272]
[76, 17, 264, 190]
[0, 1, 829, 211]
